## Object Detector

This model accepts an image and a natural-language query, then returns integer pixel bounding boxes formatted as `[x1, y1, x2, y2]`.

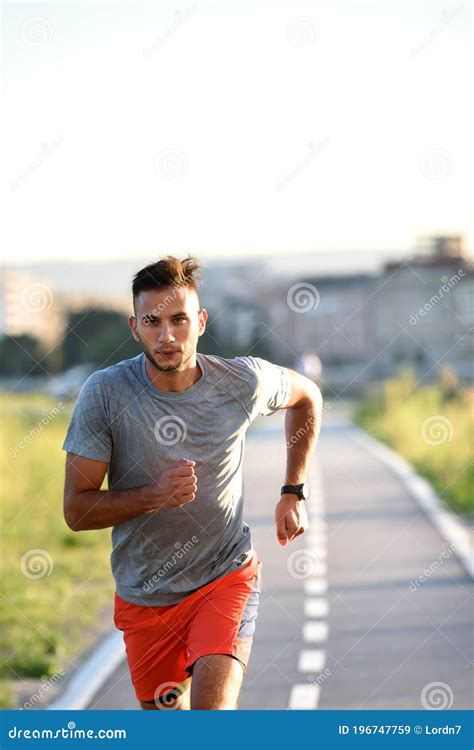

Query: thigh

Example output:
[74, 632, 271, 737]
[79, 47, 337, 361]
[191, 654, 244, 710]
[186, 556, 262, 672]
[114, 593, 192, 705]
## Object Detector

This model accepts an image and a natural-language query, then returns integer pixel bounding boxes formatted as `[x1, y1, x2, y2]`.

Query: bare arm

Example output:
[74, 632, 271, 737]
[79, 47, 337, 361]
[275, 369, 323, 546]
[283, 369, 323, 484]
[63, 453, 197, 532]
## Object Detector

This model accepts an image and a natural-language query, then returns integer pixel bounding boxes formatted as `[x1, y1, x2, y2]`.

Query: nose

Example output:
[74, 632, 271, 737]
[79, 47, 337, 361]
[158, 324, 175, 344]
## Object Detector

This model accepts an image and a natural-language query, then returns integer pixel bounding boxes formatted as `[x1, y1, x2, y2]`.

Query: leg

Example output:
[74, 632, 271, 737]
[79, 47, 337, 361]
[139, 677, 191, 710]
[190, 654, 244, 710]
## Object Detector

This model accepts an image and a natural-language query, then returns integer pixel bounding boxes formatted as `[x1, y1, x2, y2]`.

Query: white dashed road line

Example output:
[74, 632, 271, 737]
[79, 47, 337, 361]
[288, 460, 329, 710]
[304, 598, 329, 618]
[304, 578, 328, 596]
[303, 621, 329, 643]
[288, 684, 321, 710]
[298, 649, 327, 673]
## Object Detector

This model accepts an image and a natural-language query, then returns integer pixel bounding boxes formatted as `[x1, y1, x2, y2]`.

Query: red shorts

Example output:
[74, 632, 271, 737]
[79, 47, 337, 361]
[113, 551, 262, 703]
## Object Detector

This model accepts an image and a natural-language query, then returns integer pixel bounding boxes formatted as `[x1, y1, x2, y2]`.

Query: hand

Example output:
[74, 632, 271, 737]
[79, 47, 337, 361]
[275, 493, 309, 546]
[144, 459, 197, 511]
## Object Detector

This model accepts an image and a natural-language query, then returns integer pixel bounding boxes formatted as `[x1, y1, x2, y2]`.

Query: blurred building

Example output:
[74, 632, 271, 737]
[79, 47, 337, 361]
[0, 269, 131, 348]
[0, 269, 64, 347]
[414, 234, 464, 260]
[375, 237, 472, 381]
[238, 235, 473, 392]
[2, 236, 471, 392]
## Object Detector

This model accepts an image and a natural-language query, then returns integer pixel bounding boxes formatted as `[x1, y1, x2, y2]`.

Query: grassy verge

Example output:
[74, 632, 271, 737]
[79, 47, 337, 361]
[0, 392, 115, 707]
[354, 370, 473, 517]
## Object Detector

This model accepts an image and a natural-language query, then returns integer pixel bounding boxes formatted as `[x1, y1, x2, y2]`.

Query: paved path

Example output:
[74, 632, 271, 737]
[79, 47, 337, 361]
[88, 406, 473, 710]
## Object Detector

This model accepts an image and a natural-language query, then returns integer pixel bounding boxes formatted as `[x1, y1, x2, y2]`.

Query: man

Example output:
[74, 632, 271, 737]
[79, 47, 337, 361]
[63, 256, 322, 710]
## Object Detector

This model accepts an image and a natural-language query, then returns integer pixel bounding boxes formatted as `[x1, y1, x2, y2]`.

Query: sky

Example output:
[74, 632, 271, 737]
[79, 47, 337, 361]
[1, 1, 472, 266]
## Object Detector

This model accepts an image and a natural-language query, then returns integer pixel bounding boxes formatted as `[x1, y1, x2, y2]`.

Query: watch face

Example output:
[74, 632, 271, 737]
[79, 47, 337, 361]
[301, 483, 310, 500]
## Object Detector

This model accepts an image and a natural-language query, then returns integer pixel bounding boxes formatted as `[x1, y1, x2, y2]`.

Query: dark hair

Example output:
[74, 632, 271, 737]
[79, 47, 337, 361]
[132, 256, 202, 303]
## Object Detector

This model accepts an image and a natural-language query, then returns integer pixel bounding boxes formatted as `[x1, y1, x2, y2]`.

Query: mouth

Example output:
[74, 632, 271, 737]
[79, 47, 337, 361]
[156, 349, 180, 358]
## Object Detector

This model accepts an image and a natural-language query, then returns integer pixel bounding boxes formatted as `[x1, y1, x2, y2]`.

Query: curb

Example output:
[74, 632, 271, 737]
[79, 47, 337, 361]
[47, 630, 125, 710]
[354, 428, 473, 579]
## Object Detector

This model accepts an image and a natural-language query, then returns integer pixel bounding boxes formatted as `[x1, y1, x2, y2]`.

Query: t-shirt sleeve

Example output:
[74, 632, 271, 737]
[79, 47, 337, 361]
[235, 356, 292, 418]
[62, 371, 112, 462]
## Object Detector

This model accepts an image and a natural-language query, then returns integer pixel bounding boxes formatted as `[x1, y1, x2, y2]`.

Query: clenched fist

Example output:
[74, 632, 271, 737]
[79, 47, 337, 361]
[275, 493, 308, 546]
[143, 458, 197, 511]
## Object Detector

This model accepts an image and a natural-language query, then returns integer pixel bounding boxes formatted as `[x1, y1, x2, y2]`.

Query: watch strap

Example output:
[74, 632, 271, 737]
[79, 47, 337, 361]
[281, 483, 306, 499]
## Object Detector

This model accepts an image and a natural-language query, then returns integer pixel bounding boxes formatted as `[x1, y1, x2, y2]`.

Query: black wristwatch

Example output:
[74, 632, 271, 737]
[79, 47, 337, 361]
[280, 482, 310, 500]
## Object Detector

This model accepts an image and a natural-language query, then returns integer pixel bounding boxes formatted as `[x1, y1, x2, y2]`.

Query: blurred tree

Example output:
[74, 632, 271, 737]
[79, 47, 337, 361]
[62, 309, 140, 369]
[0, 335, 46, 377]
[198, 321, 275, 361]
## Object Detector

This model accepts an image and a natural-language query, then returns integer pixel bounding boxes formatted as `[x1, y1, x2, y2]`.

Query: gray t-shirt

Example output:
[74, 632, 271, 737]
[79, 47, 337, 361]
[62, 352, 291, 606]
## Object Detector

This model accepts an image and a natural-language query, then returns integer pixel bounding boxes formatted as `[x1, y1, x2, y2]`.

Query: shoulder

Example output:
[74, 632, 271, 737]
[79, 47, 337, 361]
[200, 353, 272, 387]
[78, 354, 142, 403]
[200, 353, 290, 402]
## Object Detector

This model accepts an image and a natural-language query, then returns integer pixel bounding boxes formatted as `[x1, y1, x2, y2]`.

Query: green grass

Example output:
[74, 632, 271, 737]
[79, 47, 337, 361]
[0, 392, 115, 707]
[354, 370, 474, 516]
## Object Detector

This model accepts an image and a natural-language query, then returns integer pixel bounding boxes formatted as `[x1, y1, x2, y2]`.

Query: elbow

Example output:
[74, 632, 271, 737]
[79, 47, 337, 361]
[64, 512, 82, 532]
[63, 496, 83, 532]
[292, 380, 323, 411]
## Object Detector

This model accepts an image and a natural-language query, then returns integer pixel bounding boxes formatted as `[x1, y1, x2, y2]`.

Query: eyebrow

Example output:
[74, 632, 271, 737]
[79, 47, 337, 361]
[140, 311, 188, 322]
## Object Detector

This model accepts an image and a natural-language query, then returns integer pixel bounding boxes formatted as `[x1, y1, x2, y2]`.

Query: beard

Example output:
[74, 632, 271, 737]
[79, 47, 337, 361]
[143, 349, 182, 372]
[142, 344, 197, 373]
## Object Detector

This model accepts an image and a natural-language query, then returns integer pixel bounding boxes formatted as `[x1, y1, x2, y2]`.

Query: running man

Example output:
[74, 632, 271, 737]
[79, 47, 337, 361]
[63, 256, 322, 710]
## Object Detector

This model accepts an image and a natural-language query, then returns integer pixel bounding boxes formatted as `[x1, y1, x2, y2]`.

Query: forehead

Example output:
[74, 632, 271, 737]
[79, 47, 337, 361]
[134, 285, 199, 316]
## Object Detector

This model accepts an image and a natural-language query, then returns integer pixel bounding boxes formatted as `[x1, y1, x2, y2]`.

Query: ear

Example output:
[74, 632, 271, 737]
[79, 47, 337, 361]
[129, 315, 140, 342]
[198, 308, 208, 336]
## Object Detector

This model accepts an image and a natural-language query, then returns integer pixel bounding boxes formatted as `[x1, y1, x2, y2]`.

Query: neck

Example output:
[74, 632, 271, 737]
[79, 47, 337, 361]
[145, 352, 202, 393]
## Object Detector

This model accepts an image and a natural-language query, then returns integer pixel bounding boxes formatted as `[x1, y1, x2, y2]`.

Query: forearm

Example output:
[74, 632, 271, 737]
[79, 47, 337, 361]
[66, 485, 153, 531]
[284, 390, 322, 483]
